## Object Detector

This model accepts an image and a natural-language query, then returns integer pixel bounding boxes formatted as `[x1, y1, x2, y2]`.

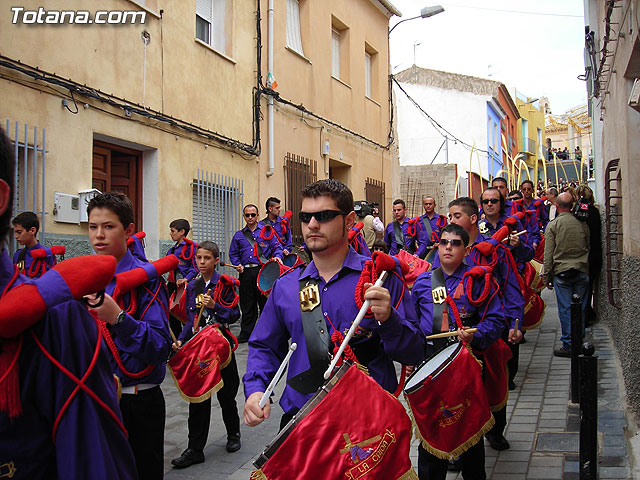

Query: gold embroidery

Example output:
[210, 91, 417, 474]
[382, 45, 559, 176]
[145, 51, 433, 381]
[299, 283, 320, 311]
[478, 221, 489, 234]
[0, 462, 16, 479]
[344, 430, 396, 480]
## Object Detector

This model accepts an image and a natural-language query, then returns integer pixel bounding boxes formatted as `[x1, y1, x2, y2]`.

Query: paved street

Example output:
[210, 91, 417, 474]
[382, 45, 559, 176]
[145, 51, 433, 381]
[162, 290, 632, 479]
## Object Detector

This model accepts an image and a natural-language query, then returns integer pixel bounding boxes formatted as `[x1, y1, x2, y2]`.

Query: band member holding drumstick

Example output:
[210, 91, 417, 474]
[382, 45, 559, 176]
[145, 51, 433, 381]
[229, 204, 283, 343]
[262, 197, 293, 255]
[243, 179, 425, 430]
[171, 241, 242, 468]
[412, 223, 505, 480]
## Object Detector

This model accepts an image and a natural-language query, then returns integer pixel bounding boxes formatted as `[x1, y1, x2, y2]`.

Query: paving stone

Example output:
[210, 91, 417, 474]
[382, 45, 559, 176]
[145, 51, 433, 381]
[528, 466, 564, 478]
[493, 461, 529, 473]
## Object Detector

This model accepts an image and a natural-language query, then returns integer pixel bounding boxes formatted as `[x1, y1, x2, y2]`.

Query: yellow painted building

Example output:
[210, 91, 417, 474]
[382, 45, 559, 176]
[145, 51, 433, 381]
[515, 94, 546, 183]
[0, 0, 398, 258]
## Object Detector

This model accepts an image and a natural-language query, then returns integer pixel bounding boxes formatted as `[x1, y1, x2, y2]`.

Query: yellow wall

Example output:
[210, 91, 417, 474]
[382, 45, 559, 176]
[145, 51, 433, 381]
[516, 98, 546, 181]
[257, 0, 395, 216]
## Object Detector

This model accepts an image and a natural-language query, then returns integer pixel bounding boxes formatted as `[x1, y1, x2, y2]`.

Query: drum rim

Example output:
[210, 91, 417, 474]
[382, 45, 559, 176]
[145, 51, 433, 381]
[404, 342, 463, 394]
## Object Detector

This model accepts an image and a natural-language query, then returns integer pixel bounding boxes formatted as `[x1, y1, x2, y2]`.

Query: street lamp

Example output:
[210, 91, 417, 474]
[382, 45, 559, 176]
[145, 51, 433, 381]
[388, 5, 445, 35]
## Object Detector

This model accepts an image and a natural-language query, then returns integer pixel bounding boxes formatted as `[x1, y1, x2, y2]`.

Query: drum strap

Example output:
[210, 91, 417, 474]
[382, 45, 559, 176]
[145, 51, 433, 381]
[421, 215, 433, 242]
[430, 268, 448, 337]
[393, 221, 416, 254]
[243, 229, 268, 264]
[287, 278, 331, 394]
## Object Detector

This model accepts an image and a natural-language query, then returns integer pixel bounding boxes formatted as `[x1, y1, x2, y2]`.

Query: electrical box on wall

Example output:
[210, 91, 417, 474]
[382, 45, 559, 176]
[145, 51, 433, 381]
[79, 188, 101, 222]
[53, 192, 80, 224]
[322, 141, 330, 155]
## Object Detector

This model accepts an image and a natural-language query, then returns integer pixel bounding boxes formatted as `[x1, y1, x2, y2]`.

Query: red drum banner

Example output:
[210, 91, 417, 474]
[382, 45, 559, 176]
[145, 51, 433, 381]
[168, 325, 232, 402]
[481, 339, 512, 411]
[252, 365, 417, 480]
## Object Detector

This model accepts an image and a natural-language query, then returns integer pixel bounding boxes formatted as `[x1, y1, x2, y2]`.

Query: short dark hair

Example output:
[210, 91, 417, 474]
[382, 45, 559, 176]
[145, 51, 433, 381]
[0, 128, 14, 242]
[548, 187, 559, 196]
[87, 192, 134, 228]
[265, 197, 280, 210]
[423, 195, 436, 203]
[196, 240, 219, 258]
[508, 190, 523, 200]
[392, 199, 406, 209]
[243, 204, 259, 213]
[492, 177, 508, 187]
[440, 223, 470, 247]
[12, 211, 39, 233]
[481, 187, 505, 214]
[448, 197, 478, 218]
[372, 239, 388, 253]
[300, 179, 353, 214]
[520, 180, 534, 189]
[169, 218, 190, 235]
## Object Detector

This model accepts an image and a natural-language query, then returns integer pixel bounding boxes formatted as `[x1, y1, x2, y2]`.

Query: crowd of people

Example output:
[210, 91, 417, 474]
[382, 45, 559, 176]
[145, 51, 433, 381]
[0, 121, 602, 479]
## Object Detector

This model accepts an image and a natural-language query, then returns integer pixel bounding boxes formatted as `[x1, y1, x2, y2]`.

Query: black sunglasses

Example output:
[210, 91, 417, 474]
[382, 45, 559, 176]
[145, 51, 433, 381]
[481, 198, 500, 205]
[244, 213, 257, 218]
[298, 210, 347, 223]
[439, 238, 464, 247]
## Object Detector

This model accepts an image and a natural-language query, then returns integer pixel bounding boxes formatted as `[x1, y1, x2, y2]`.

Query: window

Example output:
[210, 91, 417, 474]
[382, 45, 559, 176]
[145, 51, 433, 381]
[332, 28, 341, 78]
[364, 52, 372, 97]
[196, 0, 227, 53]
[286, 0, 304, 56]
[284, 153, 317, 245]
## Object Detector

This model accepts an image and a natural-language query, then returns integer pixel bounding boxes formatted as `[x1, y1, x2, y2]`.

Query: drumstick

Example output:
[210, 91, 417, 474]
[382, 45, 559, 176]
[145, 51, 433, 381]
[220, 261, 242, 269]
[503, 230, 527, 242]
[259, 343, 297, 408]
[425, 328, 478, 340]
[193, 289, 212, 334]
[514, 318, 519, 332]
[324, 270, 389, 380]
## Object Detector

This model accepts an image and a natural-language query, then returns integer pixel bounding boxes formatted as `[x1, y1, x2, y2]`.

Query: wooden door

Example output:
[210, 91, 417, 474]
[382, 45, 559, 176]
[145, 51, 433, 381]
[92, 141, 142, 227]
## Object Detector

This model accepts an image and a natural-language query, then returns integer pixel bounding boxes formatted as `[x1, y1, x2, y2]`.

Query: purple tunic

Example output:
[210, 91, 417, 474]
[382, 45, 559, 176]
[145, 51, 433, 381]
[412, 262, 505, 351]
[384, 219, 429, 258]
[478, 214, 535, 267]
[166, 240, 198, 281]
[229, 223, 283, 266]
[420, 213, 448, 246]
[243, 247, 425, 415]
[262, 216, 293, 252]
[104, 251, 171, 387]
[12, 242, 55, 277]
[178, 270, 241, 343]
[0, 250, 137, 479]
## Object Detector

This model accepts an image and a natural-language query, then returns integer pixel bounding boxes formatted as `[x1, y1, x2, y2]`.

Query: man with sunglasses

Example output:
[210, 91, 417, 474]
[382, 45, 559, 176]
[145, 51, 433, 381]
[478, 187, 534, 269]
[412, 223, 504, 480]
[229, 204, 283, 343]
[433, 197, 523, 452]
[243, 179, 425, 431]
[384, 199, 429, 259]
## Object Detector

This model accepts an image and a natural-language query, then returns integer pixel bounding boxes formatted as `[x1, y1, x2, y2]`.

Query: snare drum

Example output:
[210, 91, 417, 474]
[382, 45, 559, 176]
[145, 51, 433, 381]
[404, 343, 494, 460]
[252, 362, 416, 480]
[257, 259, 291, 296]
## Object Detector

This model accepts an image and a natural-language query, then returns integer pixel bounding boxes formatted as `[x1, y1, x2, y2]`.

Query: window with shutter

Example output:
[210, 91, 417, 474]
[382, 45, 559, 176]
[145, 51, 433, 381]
[332, 28, 341, 79]
[286, 0, 304, 55]
[365, 52, 372, 98]
[195, 0, 228, 54]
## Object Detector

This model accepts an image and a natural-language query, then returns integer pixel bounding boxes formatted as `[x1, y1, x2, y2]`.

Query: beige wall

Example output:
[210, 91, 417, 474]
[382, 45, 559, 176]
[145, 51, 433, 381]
[1, 0, 259, 257]
[257, 0, 394, 214]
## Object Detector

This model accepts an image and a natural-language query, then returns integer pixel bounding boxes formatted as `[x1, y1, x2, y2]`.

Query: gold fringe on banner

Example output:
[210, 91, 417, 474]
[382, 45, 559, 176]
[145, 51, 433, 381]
[251, 466, 419, 479]
[419, 414, 495, 460]
[167, 368, 224, 404]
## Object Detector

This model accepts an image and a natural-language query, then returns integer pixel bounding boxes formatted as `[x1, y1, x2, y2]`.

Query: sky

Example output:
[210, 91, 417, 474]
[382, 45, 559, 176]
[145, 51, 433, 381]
[389, 0, 588, 114]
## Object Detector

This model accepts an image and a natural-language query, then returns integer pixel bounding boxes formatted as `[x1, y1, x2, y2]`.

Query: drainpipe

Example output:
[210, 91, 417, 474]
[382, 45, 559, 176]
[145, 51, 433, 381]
[266, 0, 275, 177]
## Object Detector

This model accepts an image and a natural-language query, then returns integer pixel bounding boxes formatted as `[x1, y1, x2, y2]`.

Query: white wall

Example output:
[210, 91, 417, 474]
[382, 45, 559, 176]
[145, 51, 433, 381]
[395, 82, 491, 181]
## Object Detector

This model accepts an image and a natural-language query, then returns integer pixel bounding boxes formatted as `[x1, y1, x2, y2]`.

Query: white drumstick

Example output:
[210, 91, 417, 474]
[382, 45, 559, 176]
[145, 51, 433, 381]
[259, 343, 297, 408]
[502, 230, 527, 242]
[323, 270, 389, 380]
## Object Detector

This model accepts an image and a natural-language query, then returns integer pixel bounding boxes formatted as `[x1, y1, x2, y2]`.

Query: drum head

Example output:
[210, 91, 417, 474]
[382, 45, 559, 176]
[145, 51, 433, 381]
[405, 343, 462, 393]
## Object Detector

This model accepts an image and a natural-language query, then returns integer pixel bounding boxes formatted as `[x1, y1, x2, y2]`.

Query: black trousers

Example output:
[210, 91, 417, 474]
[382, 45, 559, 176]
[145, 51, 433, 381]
[188, 351, 241, 451]
[239, 266, 266, 338]
[418, 439, 486, 480]
[488, 406, 507, 437]
[120, 385, 166, 480]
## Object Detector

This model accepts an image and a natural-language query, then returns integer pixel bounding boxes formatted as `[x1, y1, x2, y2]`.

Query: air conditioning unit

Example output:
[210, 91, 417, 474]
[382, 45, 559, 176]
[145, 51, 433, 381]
[629, 78, 640, 113]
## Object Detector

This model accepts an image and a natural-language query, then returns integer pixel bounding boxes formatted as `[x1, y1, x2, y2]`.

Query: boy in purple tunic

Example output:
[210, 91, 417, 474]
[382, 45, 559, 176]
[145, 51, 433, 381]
[243, 179, 425, 430]
[412, 224, 505, 480]
[171, 241, 242, 468]
[87, 192, 171, 480]
[12, 211, 55, 276]
[0, 128, 137, 479]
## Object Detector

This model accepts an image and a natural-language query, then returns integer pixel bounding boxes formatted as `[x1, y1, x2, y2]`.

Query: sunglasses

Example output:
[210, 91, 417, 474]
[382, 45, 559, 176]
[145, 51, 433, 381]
[244, 213, 257, 218]
[439, 238, 464, 247]
[298, 210, 346, 223]
[481, 198, 500, 205]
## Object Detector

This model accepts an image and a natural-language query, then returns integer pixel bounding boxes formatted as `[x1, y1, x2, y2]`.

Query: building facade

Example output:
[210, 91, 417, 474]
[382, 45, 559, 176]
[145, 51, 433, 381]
[584, 0, 640, 421]
[1, 0, 399, 259]
[515, 93, 546, 184]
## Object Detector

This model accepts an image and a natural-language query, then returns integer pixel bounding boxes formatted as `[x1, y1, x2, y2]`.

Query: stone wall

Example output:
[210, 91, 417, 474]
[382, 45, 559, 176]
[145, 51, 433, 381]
[396, 164, 458, 217]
